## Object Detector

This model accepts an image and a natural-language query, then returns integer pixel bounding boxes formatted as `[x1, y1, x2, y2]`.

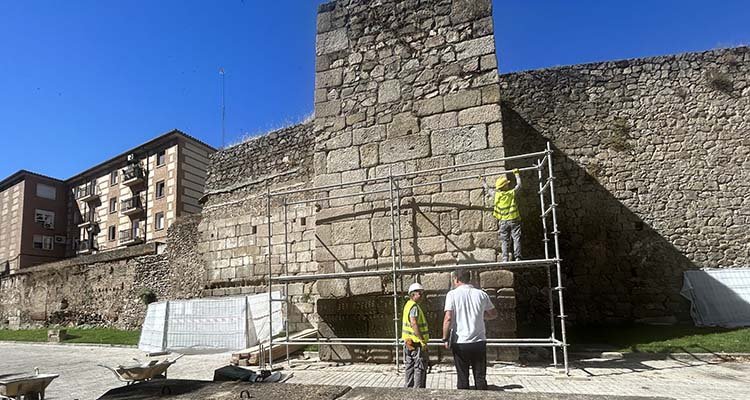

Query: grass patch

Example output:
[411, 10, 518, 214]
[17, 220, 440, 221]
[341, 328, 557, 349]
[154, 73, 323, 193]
[520, 323, 750, 354]
[0, 328, 140, 346]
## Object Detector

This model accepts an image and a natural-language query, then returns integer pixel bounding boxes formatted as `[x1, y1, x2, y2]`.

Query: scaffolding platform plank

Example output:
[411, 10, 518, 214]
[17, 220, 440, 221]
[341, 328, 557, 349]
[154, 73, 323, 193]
[231, 329, 317, 366]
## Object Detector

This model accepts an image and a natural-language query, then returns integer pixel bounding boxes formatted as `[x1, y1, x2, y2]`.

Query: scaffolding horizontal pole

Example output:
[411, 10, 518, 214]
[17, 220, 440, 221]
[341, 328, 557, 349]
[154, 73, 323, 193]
[269, 150, 550, 198]
[281, 165, 541, 206]
[397, 165, 539, 192]
[274, 339, 565, 348]
[271, 258, 561, 283]
[283, 337, 558, 343]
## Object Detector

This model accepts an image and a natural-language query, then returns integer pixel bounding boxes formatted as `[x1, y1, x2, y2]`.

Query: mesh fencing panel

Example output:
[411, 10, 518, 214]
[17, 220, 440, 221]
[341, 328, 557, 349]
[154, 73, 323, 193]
[682, 269, 750, 327]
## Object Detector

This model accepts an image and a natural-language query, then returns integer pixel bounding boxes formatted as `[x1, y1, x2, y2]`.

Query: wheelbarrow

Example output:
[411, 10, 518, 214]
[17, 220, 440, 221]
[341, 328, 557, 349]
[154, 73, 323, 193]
[0, 369, 59, 400]
[98, 354, 183, 385]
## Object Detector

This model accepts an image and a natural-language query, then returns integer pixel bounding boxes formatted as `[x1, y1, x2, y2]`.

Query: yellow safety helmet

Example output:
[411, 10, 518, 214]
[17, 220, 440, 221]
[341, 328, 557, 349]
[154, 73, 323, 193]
[495, 176, 509, 189]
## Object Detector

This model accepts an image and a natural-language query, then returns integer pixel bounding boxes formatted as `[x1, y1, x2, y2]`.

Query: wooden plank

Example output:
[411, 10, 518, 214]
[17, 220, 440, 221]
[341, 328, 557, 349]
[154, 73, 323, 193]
[230, 328, 317, 366]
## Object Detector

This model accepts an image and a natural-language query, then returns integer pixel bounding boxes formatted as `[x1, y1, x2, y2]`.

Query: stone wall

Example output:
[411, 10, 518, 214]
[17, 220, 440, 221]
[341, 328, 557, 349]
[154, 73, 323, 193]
[0, 216, 206, 330]
[499, 46, 750, 325]
[309, 0, 514, 361]
[196, 0, 518, 362]
[199, 122, 320, 334]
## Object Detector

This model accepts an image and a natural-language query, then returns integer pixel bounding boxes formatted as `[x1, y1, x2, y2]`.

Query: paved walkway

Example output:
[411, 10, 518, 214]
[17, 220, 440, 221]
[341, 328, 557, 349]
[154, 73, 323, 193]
[1, 342, 748, 399]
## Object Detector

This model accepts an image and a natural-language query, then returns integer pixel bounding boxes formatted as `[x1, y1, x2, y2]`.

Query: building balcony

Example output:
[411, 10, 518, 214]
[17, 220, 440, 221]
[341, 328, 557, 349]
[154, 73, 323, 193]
[77, 213, 99, 229]
[77, 240, 96, 254]
[75, 183, 99, 202]
[121, 165, 145, 186]
[121, 196, 144, 216]
[119, 228, 144, 246]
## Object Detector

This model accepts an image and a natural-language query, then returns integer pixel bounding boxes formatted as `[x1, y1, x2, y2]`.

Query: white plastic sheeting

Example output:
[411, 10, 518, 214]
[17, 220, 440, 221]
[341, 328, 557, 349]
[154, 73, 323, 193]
[681, 269, 750, 328]
[138, 292, 282, 354]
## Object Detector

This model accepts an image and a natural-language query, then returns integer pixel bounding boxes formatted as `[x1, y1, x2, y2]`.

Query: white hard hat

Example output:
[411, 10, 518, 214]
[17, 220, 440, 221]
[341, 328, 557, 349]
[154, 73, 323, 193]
[408, 283, 424, 293]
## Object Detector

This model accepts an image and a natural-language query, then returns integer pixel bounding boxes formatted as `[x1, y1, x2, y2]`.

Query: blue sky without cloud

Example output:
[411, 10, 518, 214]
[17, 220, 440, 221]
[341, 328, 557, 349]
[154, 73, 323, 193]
[0, 0, 748, 180]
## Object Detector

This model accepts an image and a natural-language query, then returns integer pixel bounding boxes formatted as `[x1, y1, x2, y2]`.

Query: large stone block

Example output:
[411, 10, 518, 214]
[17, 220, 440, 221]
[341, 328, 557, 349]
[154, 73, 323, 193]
[316, 279, 348, 298]
[316, 100, 341, 117]
[386, 112, 420, 138]
[379, 135, 430, 163]
[349, 276, 383, 295]
[444, 90, 481, 112]
[414, 97, 444, 116]
[316, 28, 348, 55]
[450, 0, 492, 24]
[431, 125, 487, 155]
[459, 210, 483, 232]
[480, 270, 514, 288]
[457, 104, 501, 125]
[378, 80, 401, 103]
[353, 125, 385, 145]
[455, 35, 495, 60]
[327, 146, 360, 173]
[421, 112, 458, 130]
[421, 272, 451, 292]
[360, 143, 379, 167]
[316, 68, 343, 88]
[331, 219, 371, 244]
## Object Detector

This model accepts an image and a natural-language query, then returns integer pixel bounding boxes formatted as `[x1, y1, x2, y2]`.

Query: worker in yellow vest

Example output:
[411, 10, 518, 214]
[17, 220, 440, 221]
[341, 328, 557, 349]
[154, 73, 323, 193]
[483, 169, 522, 262]
[402, 282, 430, 388]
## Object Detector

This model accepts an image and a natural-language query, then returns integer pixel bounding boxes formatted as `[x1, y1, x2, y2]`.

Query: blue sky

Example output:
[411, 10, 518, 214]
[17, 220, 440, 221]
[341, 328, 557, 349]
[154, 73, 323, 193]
[1, 0, 748, 180]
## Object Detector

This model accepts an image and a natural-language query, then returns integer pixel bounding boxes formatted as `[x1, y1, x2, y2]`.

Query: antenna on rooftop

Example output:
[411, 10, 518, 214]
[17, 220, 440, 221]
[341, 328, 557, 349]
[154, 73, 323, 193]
[219, 67, 226, 148]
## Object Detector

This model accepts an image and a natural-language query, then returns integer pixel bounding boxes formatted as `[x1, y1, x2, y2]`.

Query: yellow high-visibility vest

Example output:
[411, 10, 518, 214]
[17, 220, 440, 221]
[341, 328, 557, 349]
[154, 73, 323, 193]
[493, 190, 521, 221]
[401, 300, 430, 344]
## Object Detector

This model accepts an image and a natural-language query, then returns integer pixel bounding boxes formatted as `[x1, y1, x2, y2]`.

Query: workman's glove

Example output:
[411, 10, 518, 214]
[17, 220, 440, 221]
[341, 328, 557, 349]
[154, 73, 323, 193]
[512, 168, 520, 174]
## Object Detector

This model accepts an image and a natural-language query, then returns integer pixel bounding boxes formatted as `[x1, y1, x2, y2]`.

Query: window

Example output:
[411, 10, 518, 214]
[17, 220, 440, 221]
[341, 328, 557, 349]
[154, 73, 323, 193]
[156, 150, 166, 166]
[155, 212, 165, 230]
[108, 226, 116, 241]
[156, 181, 165, 198]
[110, 171, 118, 185]
[35, 209, 55, 229]
[33, 235, 53, 250]
[36, 183, 56, 200]
[109, 197, 117, 213]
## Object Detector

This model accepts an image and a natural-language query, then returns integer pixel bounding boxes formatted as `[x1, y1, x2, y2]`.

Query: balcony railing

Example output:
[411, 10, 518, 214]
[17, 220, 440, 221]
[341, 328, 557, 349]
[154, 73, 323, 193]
[75, 182, 98, 202]
[122, 165, 145, 186]
[121, 196, 143, 216]
[119, 227, 143, 245]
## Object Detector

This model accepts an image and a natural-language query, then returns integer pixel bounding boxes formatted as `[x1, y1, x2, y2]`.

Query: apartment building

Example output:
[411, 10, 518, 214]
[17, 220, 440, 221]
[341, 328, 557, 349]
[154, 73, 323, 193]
[0, 171, 69, 273]
[0, 130, 214, 273]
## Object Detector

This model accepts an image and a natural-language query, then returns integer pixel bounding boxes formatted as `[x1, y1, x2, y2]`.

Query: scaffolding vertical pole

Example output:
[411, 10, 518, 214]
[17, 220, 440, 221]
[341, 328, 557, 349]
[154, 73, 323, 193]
[394, 179, 404, 271]
[537, 158, 558, 367]
[266, 185, 274, 371]
[283, 198, 291, 367]
[545, 142, 569, 374]
[388, 170, 400, 373]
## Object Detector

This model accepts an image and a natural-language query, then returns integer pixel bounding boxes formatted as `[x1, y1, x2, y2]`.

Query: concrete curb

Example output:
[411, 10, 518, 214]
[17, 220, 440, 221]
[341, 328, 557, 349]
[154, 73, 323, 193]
[0, 340, 137, 349]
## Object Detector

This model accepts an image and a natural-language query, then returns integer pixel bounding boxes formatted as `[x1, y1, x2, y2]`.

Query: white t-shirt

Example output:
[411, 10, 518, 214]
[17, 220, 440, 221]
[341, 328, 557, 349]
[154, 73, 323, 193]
[444, 284, 495, 343]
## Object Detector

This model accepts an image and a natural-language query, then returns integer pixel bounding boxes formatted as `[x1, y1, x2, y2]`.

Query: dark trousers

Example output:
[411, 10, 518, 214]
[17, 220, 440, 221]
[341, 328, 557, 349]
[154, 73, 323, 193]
[451, 341, 487, 390]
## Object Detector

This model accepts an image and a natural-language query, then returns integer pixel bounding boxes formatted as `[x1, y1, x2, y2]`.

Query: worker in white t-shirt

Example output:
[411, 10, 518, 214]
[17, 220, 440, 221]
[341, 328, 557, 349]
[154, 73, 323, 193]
[441, 269, 498, 390]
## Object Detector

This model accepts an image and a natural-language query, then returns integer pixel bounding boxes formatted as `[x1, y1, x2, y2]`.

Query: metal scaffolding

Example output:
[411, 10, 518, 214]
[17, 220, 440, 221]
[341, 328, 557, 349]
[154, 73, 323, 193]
[262, 143, 569, 374]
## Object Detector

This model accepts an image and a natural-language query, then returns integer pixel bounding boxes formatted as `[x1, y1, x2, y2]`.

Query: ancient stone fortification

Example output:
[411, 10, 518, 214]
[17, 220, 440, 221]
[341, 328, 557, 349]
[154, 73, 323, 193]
[198, 0, 516, 362]
[0, 215, 205, 329]
[499, 46, 750, 324]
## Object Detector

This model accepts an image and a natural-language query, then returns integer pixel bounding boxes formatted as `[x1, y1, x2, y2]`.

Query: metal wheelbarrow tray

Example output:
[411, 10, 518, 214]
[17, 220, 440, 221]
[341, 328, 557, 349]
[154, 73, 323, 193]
[0, 373, 59, 400]
[99, 355, 183, 385]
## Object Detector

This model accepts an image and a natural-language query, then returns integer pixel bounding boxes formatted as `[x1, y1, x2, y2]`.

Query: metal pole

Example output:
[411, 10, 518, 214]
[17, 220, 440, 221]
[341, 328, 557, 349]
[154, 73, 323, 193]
[394, 179, 404, 270]
[546, 142, 569, 375]
[266, 185, 274, 370]
[388, 169, 400, 374]
[283, 199, 291, 367]
[537, 158, 558, 367]
[272, 258, 560, 282]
